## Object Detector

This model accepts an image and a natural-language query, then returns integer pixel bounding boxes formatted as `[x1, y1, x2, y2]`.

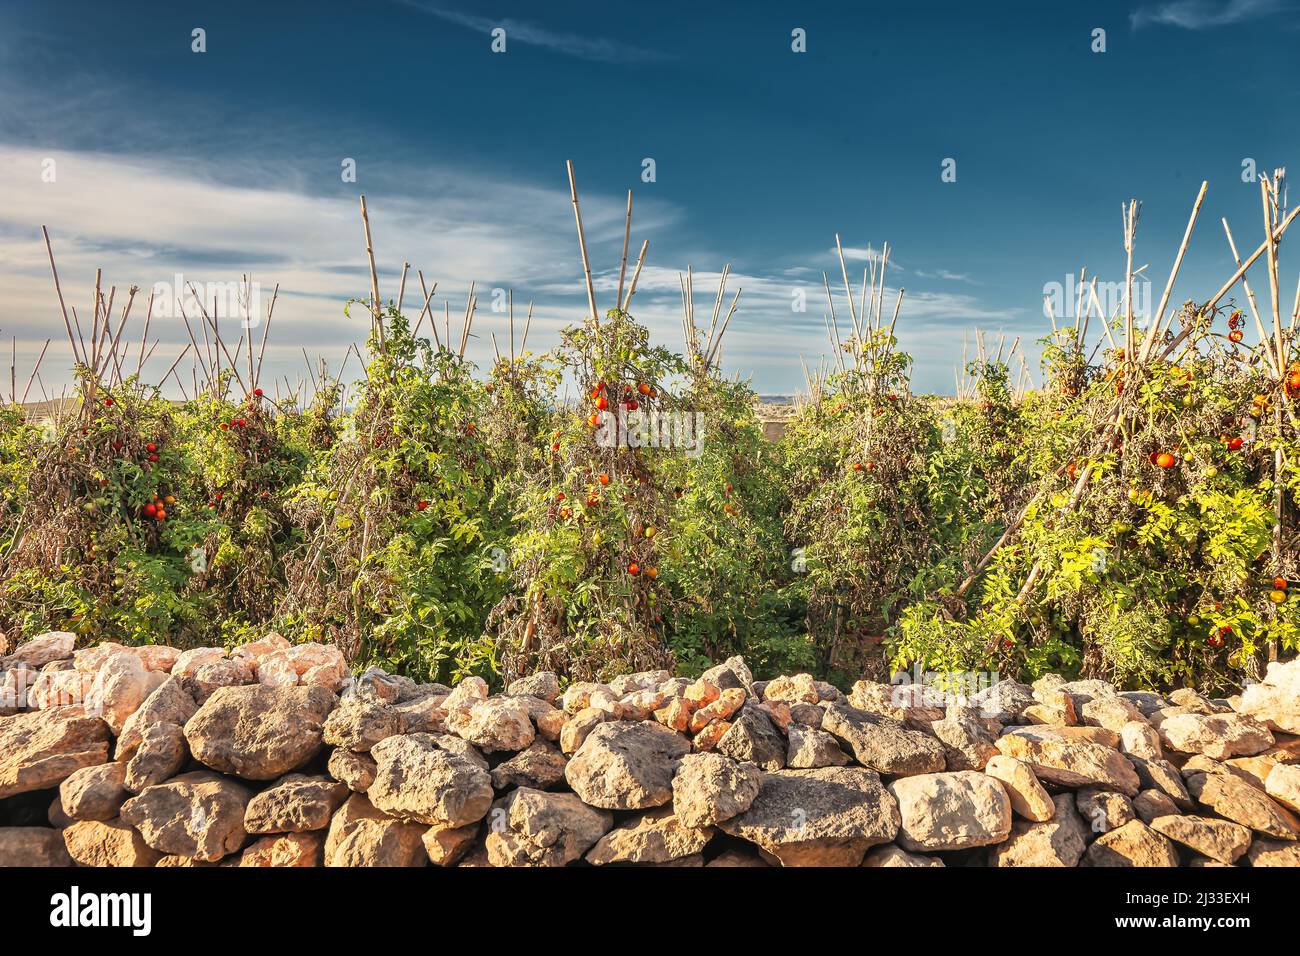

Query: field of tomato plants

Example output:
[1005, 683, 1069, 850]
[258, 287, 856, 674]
[3, 171, 1300, 696]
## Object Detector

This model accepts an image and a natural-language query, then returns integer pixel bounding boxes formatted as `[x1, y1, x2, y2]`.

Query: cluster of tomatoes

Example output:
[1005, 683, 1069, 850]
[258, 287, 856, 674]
[1227, 309, 1244, 344]
[141, 491, 175, 522]
[1269, 576, 1289, 605]
[586, 379, 656, 430]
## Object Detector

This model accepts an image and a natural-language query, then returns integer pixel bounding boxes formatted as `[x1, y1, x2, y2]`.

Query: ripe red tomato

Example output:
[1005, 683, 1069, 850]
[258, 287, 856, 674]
[103, 397, 114, 407]
[1274, 576, 1288, 590]
[253, 388, 263, 397]
[146, 443, 157, 452]
[143, 502, 157, 518]
[1156, 452, 1175, 469]
[627, 562, 640, 575]
[595, 395, 608, 411]
[597, 473, 610, 485]
[1228, 437, 1244, 451]
[416, 500, 429, 511]
[1229, 330, 1243, 343]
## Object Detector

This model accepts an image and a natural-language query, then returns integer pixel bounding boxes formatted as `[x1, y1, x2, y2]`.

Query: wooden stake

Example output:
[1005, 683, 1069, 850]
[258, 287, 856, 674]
[565, 161, 599, 325]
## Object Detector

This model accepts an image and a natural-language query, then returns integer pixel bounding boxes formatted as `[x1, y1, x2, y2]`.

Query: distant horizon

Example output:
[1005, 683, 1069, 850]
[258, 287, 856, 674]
[1, 0, 1297, 398]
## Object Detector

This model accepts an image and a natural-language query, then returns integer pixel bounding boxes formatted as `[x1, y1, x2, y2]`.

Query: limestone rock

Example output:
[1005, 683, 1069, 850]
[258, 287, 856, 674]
[190, 658, 255, 702]
[984, 755, 1054, 822]
[172, 647, 226, 679]
[1238, 679, 1300, 735]
[322, 697, 402, 753]
[59, 761, 129, 821]
[238, 831, 322, 867]
[444, 676, 489, 713]
[889, 771, 1012, 852]
[0, 707, 111, 799]
[490, 740, 568, 791]
[822, 702, 946, 776]
[717, 766, 900, 867]
[1081, 695, 1145, 734]
[716, 703, 786, 771]
[3, 631, 75, 669]
[445, 695, 535, 752]
[1150, 814, 1251, 865]
[1186, 771, 1300, 839]
[62, 818, 161, 867]
[1246, 837, 1300, 866]
[1264, 762, 1300, 813]
[507, 671, 560, 702]
[1083, 819, 1179, 867]
[763, 673, 821, 705]
[560, 707, 609, 754]
[120, 770, 252, 861]
[484, 788, 612, 867]
[1158, 712, 1274, 760]
[671, 752, 763, 828]
[392, 694, 448, 735]
[324, 793, 427, 867]
[688, 687, 745, 733]
[244, 773, 348, 833]
[989, 793, 1089, 867]
[786, 726, 851, 769]
[368, 733, 493, 827]
[1075, 787, 1134, 833]
[184, 684, 336, 780]
[0, 826, 75, 866]
[969, 680, 1036, 724]
[701, 655, 754, 692]
[422, 822, 479, 866]
[931, 705, 999, 771]
[586, 806, 713, 865]
[1133, 789, 1183, 824]
[994, 732, 1139, 795]
[124, 723, 187, 793]
[328, 748, 377, 793]
[116, 676, 198, 759]
[1119, 720, 1163, 760]
[565, 720, 690, 810]
[1131, 757, 1194, 809]
[862, 844, 944, 867]
[85, 652, 155, 735]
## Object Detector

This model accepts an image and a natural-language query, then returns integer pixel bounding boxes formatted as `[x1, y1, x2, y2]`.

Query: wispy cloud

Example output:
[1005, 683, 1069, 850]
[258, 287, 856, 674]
[1131, 0, 1290, 30]
[394, 2, 666, 63]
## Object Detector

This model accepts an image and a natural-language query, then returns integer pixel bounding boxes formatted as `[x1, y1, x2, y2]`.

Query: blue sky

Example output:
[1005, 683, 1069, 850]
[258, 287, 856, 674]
[1, 0, 1297, 397]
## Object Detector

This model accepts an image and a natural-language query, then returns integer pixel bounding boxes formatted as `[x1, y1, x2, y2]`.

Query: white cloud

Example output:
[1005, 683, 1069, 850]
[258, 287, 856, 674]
[0, 143, 1022, 399]
[395, 3, 666, 63]
[1131, 0, 1291, 29]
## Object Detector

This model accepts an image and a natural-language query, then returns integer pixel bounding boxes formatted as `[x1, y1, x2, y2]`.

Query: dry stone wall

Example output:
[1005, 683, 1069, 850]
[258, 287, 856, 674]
[2, 632, 1299, 867]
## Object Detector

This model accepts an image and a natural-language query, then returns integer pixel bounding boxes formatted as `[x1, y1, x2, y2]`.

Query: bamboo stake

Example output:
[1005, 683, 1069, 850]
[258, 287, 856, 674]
[615, 190, 633, 314]
[622, 240, 649, 313]
[1206, 205, 1300, 311]
[359, 195, 384, 348]
[565, 161, 599, 325]
[520, 301, 534, 355]
[1223, 217, 1278, 377]
[1138, 181, 1207, 363]
[40, 227, 83, 366]
[835, 234, 861, 342]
